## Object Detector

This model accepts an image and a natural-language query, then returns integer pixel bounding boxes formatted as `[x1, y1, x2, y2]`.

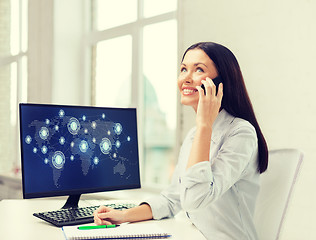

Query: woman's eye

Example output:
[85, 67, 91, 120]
[196, 68, 204, 73]
[180, 68, 187, 73]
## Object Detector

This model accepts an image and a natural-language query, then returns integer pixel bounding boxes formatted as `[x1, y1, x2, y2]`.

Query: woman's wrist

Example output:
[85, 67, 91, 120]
[196, 123, 212, 131]
[196, 115, 214, 130]
[195, 124, 212, 141]
[186, 124, 212, 169]
[122, 204, 153, 223]
[121, 209, 129, 223]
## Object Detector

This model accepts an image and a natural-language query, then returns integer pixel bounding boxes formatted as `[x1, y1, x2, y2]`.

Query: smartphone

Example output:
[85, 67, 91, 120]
[201, 76, 222, 95]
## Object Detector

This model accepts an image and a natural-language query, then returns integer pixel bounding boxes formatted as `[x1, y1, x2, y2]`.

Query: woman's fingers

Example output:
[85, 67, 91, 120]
[207, 77, 217, 96]
[200, 80, 209, 96]
[99, 219, 113, 225]
[94, 206, 113, 225]
[217, 82, 224, 100]
[201, 77, 219, 97]
[196, 85, 204, 98]
[94, 214, 112, 225]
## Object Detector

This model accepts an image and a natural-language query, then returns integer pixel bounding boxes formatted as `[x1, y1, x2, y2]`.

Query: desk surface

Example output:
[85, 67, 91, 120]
[0, 199, 206, 240]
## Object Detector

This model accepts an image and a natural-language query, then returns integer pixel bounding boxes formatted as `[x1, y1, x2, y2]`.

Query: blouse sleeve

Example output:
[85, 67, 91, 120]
[179, 122, 258, 211]
[143, 163, 182, 220]
[143, 127, 197, 219]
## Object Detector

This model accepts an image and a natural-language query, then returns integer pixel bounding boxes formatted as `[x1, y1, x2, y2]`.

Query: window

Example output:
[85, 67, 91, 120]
[90, 0, 178, 187]
[94, 35, 133, 107]
[142, 20, 177, 185]
[0, 0, 28, 173]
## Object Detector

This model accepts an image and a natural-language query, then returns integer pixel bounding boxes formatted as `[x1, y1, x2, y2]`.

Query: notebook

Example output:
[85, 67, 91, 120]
[62, 223, 172, 239]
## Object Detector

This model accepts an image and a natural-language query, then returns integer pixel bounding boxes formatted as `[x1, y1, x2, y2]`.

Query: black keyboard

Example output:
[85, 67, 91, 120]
[33, 203, 136, 227]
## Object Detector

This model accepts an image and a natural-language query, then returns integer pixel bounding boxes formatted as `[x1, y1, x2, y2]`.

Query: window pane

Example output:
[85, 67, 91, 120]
[94, 0, 137, 30]
[21, 56, 28, 102]
[95, 35, 132, 107]
[0, 63, 15, 172]
[21, 0, 28, 52]
[10, 62, 17, 125]
[143, 0, 177, 18]
[143, 20, 177, 185]
[10, 0, 20, 55]
[0, 0, 27, 173]
[0, 0, 27, 56]
[0, 0, 11, 57]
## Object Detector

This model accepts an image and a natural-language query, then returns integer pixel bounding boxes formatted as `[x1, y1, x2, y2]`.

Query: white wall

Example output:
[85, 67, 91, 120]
[52, 0, 90, 105]
[178, 0, 316, 239]
[28, 0, 53, 103]
[28, 0, 90, 105]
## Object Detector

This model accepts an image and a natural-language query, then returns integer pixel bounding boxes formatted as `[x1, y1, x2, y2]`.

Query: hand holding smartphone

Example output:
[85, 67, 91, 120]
[201, 76, 222, 95]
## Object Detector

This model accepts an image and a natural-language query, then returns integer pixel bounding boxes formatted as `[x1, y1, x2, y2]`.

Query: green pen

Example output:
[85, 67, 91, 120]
[78, 224, 119, 230]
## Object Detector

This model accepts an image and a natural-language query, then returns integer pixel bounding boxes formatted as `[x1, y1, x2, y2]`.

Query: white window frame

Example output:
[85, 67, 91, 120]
[0, 0, 29, 172]
[88, 0, 178, 190]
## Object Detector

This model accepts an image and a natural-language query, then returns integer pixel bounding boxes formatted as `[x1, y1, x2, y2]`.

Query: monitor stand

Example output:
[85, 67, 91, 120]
[61, 194, 81, 209]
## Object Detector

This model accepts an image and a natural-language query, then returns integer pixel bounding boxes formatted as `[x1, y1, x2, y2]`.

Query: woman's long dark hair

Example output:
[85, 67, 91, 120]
[183, 42, 268, 173]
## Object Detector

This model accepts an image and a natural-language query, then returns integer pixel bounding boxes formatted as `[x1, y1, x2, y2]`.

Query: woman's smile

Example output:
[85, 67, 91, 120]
[182, 87, 198, 96]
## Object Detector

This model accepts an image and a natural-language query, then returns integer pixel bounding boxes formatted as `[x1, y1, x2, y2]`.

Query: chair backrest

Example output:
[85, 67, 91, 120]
[254, 149, 303, 240]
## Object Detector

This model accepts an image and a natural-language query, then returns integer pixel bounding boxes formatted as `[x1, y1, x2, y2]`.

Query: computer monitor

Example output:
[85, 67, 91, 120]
[19, 103, 140, 209]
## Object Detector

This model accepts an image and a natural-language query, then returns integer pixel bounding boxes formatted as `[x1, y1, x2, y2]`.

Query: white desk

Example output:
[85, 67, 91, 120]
[0, 199, 206, 240]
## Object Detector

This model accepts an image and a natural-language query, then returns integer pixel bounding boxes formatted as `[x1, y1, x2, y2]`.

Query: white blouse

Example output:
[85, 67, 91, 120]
[145, 109, 260, 240]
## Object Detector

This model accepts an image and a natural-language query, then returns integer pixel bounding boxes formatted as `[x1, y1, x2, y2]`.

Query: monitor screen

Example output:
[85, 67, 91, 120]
[19, 103, 141, 201]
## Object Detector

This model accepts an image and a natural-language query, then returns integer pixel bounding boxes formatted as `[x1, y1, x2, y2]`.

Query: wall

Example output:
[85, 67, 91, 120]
[28, 0, 89, 105]
[178, 0, 316, 239]
[52, 0, 90, 105]
[28, 0, 53, 103]
[0, 0, 13, 172]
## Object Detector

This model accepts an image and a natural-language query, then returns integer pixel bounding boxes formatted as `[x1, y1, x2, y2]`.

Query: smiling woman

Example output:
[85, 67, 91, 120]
[93, 42, 268, 240]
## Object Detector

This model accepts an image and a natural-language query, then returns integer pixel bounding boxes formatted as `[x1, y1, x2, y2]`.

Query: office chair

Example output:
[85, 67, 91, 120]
[254, 149, 303, 240]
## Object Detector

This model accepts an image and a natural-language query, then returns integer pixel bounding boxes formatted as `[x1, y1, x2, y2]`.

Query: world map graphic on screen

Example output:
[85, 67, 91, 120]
[23, 108, 133, 188]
